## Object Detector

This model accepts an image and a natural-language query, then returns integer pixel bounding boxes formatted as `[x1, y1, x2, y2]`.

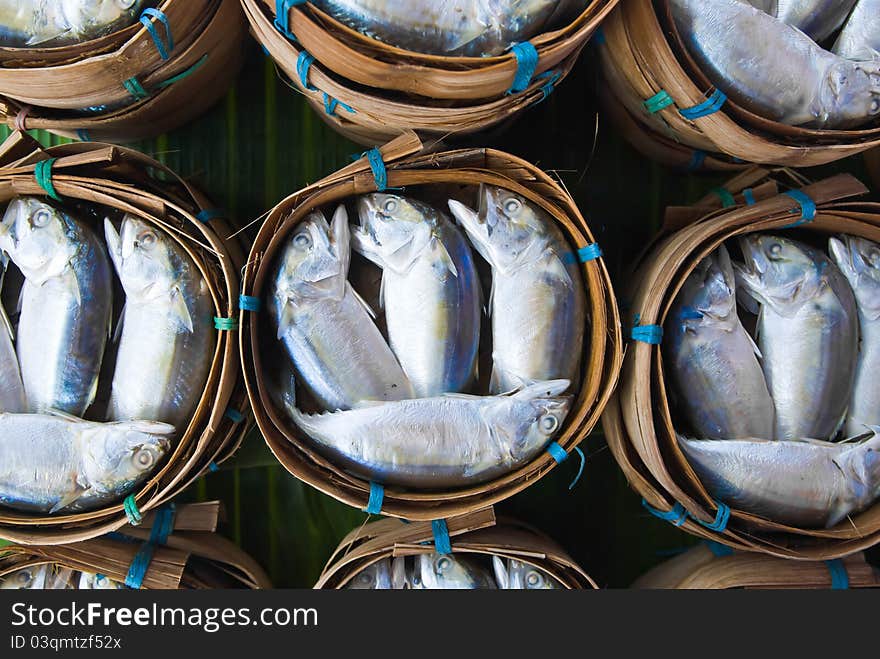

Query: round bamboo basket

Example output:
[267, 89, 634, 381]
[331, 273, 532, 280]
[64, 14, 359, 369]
[241, 0, 619, 145]
[315, 511, 597, 589]
[0, 0, 247, 143]
[602, 171, 880, 560]
[0, 131, 250, 545]
[0, 502, 271, 589]
[240, 132, 622, 521]
[634, 544, 880, 589]
[598, 1, 880, 168]
[867, 148, 880, 193]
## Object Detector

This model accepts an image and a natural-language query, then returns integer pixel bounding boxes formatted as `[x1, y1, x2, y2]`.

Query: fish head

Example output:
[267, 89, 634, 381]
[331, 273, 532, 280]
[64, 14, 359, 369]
[417, 553, 490, 589]
[353, 194, 436, 273]
[0, 565, 45, 590]
[61, 0, 142, 34]
[496, 379, 573, 460]
[391, 556, 424, 589]
[273, 207, 350, 309]
[733, 234, 823, 316]
[818, 61, 880, 128]
[80, 421, 173, 496]
[0, 197, 78, 284]
[829, 235, 880, 321]
[504, 559, 559, 590]
[104, 215, 180, 300]
[674, 246, 738, 332]
[346, 559, 392, 589]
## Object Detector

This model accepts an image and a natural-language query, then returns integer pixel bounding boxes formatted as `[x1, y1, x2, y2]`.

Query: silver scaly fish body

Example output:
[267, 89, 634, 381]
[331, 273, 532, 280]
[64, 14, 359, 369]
[311, 0, 563, 57]
[0, 0, 144, 47]
[829, 235, 880, 436]
[833, 0, 880, 61]
[678, 430, 880, 528]
[353, 194, 481, 397]
[671, 0, 880, 128]
[415, 553, 497, 589]
[287, 380, 571, 488]
[735, 235, 858, 440]
[0, 301, 25, 413]
[664, 246, 774, 439]
[0, 413, 172, 514]
[104, 216, 214, 432]
[345, 559, 392, 589]
[492, 556, 561, 589]
[272, 206, 413, 411]
[749, 1, 859, 42]
[0, 198, 112, 416]
[449, 186, 585, 394]
[78, 572, 125, 589]
[0, 565, 49, 589]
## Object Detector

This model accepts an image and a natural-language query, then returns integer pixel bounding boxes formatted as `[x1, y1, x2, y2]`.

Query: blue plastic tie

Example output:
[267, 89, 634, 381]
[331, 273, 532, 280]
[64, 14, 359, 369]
[705, 540, 734, 557]
[322, 93, 355, 117]
[364, 482, 384, 515]
[506, 42, 539, 95]
[546, 441, 568, 464]
[782, 190, 817, 228]
[123, 76, 149, 101]
[196, 208, 224, 223]
[208, 462, 219, 473]
[696, 501, 730, 532]
[76, 129, 90, 142]
[214, 316, 238, 331]
[711, 187, 736, 208]
[432, 519, 452, 555]
[225, 408, 245, 423]
[296, 50, 318, 91]
[261, 44, 270, 56]
[535, 70, 561, 102]
[148, 504, 176, 545]
[642, 499, 688, 527]
[643, 90, 674, 114]
[686, 150, 706, 172]
[274, 0, 306, 40]
[124, 543, 154, 589]
[679, 89, 727, 120]
[155, 54, 208, 90]
[743, 188, 756, 206]
[363, 147, 390, 192]
[578, 243, 603, 262]
[123, 494, 143, 526]
[630, 314, 663, 345]
[239, 295, 262, 312]
[34, 159, 61, 201]
[140, 8, 173, 60]
[826, 559, 849, 590]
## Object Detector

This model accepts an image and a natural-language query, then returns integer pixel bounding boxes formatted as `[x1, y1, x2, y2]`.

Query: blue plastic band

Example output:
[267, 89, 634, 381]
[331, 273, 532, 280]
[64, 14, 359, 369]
[578, 243, 603, 262]
[123, 495, 143, 526]
[679, 89, 727, 120]
[34, 159, 61, 201]
[546, 441, 568, 464]
[239, 295, 262, 312]
[711, 187, 736, 208]
[214, 316, 238, 331]
[140, 8, 173, 60]
[743, 188, 756, 206]
[261, 45, 270, 56]
[274, 0, 306, 40]
[196, 208, 224, 223]
[364, 482, 384, 515]
[679, 305, 704, 322]
[225, 408, 245, 423]
[631, 314, 663, 345]
[782, 190, 817, 228]
[686, 150, 706, 172]
[642, 499, 688, 527]
[705, 540, 734, 557]
[643, 90, 674, 114]
[322, 93, 355, 117]
[363, 147, 389, 192]
[506, 42, 539, 95]
[296, 51, 318, 91]
[76, 129, 90, 142]
[155, 54, 208, 89]
[826, 559, 849, 590]
[148, 504, 176, 545]
[431, 519, 452, 555]
[123, 76, 149, 101]
[535, 70, 561, 102]
[696, 501, 730, 532]
[124, 542, 155, 589]
[208, 462, 219, 473]
[567, 447, 585, 491]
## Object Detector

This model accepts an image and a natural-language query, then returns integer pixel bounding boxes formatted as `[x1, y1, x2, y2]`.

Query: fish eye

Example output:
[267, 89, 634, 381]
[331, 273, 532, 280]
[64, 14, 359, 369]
[383, 199, 398, 213]
[869, 249, 880, 266]
[17, 571, 31, 585]
[31, 209, 52, 228]
[526, 571, 543, 588]
[436, 557, 451, 573]
[539, 414, 559, 435]
[412, 574, 421, 586]
[872, 100, 880, 114]
[132, 448, 156, 470]
[503, 198, 522, 215]
[293, 232, 311, 249]
[137, 231, 157, 248]
[356, 572, 372, 585]
[768, 243, 782, 258]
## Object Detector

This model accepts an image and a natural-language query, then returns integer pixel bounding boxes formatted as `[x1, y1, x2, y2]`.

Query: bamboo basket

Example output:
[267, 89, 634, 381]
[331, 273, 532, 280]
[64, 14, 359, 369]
[867, 148, 880, 193]
[598, 1, 880, 168]
[602, 170, 880, 559]
[0, 131, 251, 545]
[0, 1, 247, 143]
[315, 510, 597, 589]
[634, 544, 880, 589]
[0, 502, 271, 589]
[240, 132, 623, 521]
[241, 0, 619, 146]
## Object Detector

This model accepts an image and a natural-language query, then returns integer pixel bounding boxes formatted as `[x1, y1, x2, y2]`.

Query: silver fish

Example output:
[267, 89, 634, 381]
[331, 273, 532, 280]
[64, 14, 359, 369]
[833, 0, 880, 61]
[286, 379, 571, 488]
[408, 553, 496, 589]
[829, 235, 880, 437]
[0, 565, 48, 589]
[671, 0, 880, 128]
[0, 413, 172, 514]
[0, 0, 145, 47]
[311, 0, 567, 57]
[345, 559, 392, 589]
[0, 300, 25, 413]
[78, 572, 125, 589]
[492, 556, 561, 589]
[272, 205, 413, 411]
[353, 194, 481, 397]
[664, 246, 774, 439]
[745, 1, 858, 42]
[448, 185, 585, 394]
[104, 216, 214, 432]
[678, 430, 880, 528]
[735, 235, 858, 440]
[0, 198, 113, 416]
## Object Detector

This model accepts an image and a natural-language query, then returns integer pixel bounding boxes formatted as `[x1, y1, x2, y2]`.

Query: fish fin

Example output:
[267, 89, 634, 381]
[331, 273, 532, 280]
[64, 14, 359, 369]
[15, 283, 23, 316]
[103, 218, 123, 275]
[277, 303, 295, 340]
[170, 287, 194, 333]
[391, 557, 408, 589]
[378, 271, 386, 311]
[86, 374, 99, 409]
[512, 379, 570, 400]
[49, 486, 90, 514]
[59, 272, 82, 308]
[112, 303, 126, 343]
[444, 23, 491, 54]
[743, 327, 762, 359]
[430, 236, 458, 278]
[543, 252, 574, 289]
[351, 399, 387, 408]
[45, 408, 85, 423]
[492, 556, 510, 590]
[487, 276, 496, 318]
[0, 302, 13, 343]
[349, 285, 378, 321]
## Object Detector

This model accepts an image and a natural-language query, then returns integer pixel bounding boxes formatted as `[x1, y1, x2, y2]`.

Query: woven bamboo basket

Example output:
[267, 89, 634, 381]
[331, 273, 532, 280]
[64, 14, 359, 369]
[315, 510, 597, 589]
[240, 132, 622, 521]
[0, 502, 271, 589]
[598, 1, 880, 168]
[0, 1, 247, 143]
[0, 131, 250, 545]
[634, 544, 880, 589]
[602, 171, 880, 559]
[867, 148, 880, 193]
[241, 0, 619, 145]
